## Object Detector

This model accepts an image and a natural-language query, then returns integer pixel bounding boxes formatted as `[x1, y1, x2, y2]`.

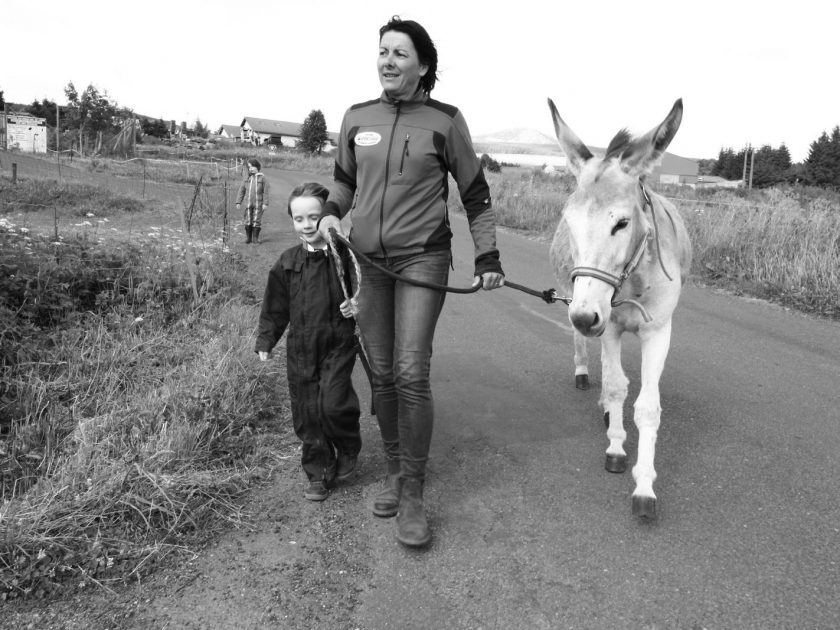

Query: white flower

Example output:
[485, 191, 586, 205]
[86, 212, 95, 217]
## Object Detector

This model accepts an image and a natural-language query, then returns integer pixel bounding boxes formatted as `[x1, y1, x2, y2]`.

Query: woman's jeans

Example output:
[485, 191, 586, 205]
[354, 250, 449, 481]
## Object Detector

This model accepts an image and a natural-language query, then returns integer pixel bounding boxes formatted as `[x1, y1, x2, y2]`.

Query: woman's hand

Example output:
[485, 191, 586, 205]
[339, 298, 358, 318]
[473, 272, 505, 291]
[317, 215, 343, 241]
[258, 351, 269, 361]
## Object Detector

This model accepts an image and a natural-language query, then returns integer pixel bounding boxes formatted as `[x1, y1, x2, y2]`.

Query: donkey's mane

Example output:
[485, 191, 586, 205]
[604, 128, 633, 160]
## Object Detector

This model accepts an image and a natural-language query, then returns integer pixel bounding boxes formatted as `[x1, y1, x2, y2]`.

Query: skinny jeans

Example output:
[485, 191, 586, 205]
[353, 250, 449, 481]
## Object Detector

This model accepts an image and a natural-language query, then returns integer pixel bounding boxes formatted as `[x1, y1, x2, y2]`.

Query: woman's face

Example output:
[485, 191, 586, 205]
[378, 30, 428, 100]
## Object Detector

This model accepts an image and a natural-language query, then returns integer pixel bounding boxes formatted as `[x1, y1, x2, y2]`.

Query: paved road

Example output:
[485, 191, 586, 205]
[352, 217, 840, 630]
[240, 166, 840, 628]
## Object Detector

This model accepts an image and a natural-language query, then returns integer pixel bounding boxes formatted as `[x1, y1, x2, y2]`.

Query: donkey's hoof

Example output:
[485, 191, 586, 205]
[575, 374, 590, 390]
[604, 454, 627, 473]
[632, 495, 657, 519]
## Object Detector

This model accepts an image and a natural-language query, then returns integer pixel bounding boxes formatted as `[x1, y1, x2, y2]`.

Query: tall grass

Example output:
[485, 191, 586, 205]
[0, 190, 286, 600]
[451, 167, 840, 319]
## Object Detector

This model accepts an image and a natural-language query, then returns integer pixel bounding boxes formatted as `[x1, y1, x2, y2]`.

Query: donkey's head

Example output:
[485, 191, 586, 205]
[548, 98, 683, 336]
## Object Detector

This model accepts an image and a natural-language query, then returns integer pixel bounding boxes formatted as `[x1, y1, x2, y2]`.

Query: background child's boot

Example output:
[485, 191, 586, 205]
[253, 227, 261, 244]
[245, 225, 252, 244]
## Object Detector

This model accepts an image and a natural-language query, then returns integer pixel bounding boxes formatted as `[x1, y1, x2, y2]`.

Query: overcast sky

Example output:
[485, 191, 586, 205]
[3, 0, 835, 162]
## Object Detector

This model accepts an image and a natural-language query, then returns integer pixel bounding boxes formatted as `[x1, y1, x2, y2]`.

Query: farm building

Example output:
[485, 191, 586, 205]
[2, 113, 48, 153]
[240, 117, 304, 148]
[219, 124, 242, 141]
[239, 117, 339, 151]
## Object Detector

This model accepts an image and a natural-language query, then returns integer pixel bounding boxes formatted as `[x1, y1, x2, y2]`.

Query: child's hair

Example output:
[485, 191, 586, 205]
[247, 157, 261, 171]
[287, 182, 329, 217]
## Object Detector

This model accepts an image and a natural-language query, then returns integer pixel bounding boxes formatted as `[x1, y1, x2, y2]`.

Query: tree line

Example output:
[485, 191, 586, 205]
[709, 127, 840, 189]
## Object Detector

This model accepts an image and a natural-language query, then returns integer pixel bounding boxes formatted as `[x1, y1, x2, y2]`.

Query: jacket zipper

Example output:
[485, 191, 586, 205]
[377, 101, 402, 257]
[398, 133, 410, 175]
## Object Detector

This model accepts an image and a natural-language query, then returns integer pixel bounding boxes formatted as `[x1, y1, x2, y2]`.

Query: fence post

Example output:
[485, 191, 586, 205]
[12, 163, 17, 184]
[142, 159, 147, 199]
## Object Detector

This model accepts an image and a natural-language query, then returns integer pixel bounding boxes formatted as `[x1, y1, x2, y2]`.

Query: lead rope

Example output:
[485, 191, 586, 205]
[325, 230, 362, 316]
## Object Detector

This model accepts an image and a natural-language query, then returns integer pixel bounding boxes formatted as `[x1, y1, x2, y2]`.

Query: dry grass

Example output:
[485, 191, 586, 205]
[451, 166, 840, 319]
[0, 186, 289, 600]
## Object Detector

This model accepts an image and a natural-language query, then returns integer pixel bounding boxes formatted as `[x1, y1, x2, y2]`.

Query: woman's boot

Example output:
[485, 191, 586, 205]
[245, 225, 252, 244]
[396, 477, 431, 548]
[372, 458, 401, 517]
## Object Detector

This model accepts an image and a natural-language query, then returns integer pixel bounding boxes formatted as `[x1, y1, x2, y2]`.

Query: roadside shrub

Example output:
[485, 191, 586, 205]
[480, 154, 502, 173]
[0, 215, 279, 600]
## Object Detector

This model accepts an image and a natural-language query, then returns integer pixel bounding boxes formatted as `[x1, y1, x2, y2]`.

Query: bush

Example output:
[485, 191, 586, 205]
[480, 154, 502, 173]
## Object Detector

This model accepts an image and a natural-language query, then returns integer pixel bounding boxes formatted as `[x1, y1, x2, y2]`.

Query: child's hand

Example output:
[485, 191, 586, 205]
[258, 351, 270, 361]
[339, 298, 358, 318]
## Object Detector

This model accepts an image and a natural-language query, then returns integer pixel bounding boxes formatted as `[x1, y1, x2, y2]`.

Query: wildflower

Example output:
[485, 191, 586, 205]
[86, 212, 95, 217]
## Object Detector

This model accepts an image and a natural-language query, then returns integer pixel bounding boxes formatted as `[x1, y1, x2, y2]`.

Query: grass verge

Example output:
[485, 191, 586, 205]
[0, 193, 289, 600]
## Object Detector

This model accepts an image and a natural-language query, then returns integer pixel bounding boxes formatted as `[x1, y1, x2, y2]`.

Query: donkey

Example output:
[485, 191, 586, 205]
[547, 98, 692, 518]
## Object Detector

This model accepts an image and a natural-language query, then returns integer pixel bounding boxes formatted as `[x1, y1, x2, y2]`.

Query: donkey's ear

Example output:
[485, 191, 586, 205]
[548, 98, 593, 179]
[620, 99, 683, 177]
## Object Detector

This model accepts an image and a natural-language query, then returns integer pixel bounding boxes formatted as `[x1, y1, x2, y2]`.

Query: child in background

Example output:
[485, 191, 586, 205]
[255, 182, 361, 501]
[235, 158, 269, 244]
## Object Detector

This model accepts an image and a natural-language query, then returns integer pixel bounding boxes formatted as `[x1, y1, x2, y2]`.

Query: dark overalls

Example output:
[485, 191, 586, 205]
[255, 245, 361, 482]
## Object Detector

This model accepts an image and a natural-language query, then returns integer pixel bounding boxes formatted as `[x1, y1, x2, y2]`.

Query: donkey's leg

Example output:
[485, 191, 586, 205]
[631, 319, 673, 519]
[573, 330, 590, 390]
[599, 326, 628, 473]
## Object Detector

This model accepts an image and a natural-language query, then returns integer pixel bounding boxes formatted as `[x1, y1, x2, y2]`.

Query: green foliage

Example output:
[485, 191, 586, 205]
[298, 109, 328, 154]
[0, 205, 277, 600]
[712, 144, 794, 188]
[480, 153, 502, 173]
[804, 126, 840, 188]
[25, 99, 60, 125]
[142, 118, 170, 139]
[193, 117, 209, 139]
[0, 178, 146, 216]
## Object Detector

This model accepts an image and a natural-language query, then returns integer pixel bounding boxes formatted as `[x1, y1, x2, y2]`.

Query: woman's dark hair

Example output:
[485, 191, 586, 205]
[247, 157, 261, 171]
[379, 15, 438, 94]
[287, 181, 329, 217]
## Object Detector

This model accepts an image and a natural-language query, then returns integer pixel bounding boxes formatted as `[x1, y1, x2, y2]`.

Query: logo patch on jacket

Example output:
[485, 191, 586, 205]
[354, 131, 381, 147]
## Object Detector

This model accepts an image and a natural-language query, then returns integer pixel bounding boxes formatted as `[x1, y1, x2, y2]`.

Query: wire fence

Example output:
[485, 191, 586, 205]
[0, 148, 247, 246]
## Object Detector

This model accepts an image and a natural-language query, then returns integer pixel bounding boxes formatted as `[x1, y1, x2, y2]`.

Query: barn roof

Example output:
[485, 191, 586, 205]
[220, 124, 241, 137]
[240, 117, 302, 136]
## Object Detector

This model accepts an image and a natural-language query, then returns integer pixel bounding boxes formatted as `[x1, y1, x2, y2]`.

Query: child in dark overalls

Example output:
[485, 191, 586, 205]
[255, 182, 361, 501]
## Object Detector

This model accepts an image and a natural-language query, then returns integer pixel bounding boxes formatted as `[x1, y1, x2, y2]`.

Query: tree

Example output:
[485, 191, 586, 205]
[142, 118, 169, 139]
[0, 89, 5, 110]
[64, 82, 119, 153]
[804, 126, 840, 188]
[26, 98, 59, 124]
[298, 109, 328, 154]
[193, 117, 209, 138]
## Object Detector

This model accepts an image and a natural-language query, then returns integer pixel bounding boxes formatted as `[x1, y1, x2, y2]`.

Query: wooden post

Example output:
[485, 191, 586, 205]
[142, 159, 147, 199]
[749, 149, 756, 190]
[742, 147, 748, 183]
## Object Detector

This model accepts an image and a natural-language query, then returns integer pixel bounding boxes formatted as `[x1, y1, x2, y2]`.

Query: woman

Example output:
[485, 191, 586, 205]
[318, 16, 504, 548]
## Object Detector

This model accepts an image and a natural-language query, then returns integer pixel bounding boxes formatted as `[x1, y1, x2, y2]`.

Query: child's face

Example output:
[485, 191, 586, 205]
[290, 196, 326, 248]
[247, 163, 259, 174]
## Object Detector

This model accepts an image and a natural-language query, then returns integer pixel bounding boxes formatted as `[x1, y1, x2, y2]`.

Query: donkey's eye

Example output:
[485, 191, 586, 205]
[611, 219, 629, 235]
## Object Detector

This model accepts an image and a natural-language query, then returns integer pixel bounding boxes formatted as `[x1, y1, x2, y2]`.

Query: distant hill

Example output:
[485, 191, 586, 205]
[473, 128, 556, 145]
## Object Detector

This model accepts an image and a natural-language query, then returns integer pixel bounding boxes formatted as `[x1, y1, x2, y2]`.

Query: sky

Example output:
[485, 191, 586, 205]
[2, 0, 836, 163]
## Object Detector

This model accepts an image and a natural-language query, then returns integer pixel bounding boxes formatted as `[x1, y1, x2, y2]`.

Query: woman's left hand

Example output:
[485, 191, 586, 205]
[473, 272, 505, 291]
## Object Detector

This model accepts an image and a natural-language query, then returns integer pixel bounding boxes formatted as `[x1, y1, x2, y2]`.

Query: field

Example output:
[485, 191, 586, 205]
[1, 148, 839, 612]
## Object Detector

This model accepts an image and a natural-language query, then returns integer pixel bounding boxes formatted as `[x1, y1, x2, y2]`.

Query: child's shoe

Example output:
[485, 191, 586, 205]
[304, 479, 329, 501]
[336, 453, 358, 482]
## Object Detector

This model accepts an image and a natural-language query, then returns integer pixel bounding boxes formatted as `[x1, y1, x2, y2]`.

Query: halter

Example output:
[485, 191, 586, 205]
[567, 182, 675, 323]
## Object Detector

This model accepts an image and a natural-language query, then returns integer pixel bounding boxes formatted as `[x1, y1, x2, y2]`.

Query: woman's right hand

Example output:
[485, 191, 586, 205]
[318, 215, 343, 241]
